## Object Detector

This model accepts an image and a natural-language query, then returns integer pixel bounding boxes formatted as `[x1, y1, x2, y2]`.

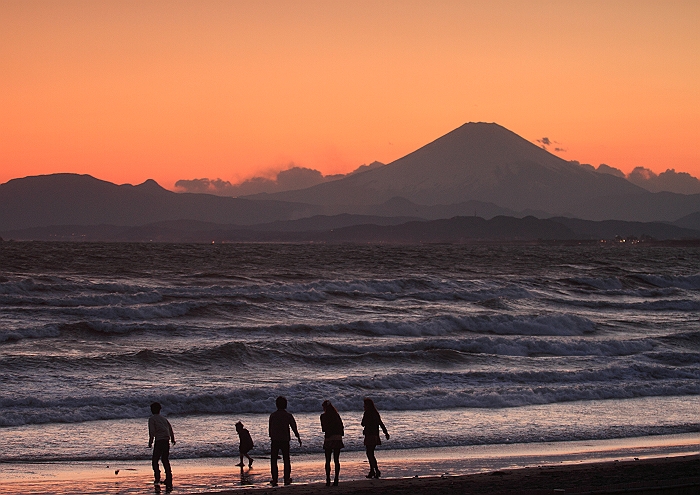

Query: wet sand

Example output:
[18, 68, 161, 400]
[1, 438, 699, 495]
[202, 455, 700, 495]
[1, 456, 699, 495]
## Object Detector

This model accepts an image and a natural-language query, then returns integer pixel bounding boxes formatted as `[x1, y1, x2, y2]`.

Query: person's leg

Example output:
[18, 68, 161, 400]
[372, 447, 380, 478]
[270, 442, 280, 485]
[151, 444, 161, 483]
[245, 451, 253, 468]
[365, 445, 377, 476]
[324, 449, 332, 485]
[281, 442, 291, 484]
[161, 442, 172, 487]
[364, 446, 373, 477]
[333, 448, 340, 485]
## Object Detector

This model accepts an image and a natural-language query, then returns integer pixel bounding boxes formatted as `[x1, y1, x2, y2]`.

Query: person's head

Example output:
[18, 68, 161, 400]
[322, 400, 336, 414]
[363, 398, 376, 413]
[150, 402, 162, 415]
[235, 421, 243, 432]
[275, 396, 287, 410]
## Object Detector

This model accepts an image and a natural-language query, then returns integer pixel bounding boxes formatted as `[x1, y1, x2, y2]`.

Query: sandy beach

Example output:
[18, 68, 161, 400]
[203, 455, 700, 495]
[1, 435, 699, 495]
[1, 454, 698, 495]
[210, 456, 700, 495]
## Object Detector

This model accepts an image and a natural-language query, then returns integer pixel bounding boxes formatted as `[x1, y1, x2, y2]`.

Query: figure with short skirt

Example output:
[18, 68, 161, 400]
[320, 400, 344, 486]
[361, 398, 389, 479]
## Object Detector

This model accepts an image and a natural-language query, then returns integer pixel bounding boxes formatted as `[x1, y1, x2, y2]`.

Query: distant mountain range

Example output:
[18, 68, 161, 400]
[1, 122, 700, 242]
[0, 173, 326, 231]
[3, 215, 699, 243]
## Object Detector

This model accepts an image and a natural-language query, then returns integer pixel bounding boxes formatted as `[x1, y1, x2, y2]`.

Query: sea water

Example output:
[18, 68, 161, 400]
[1, 242, 699, 462]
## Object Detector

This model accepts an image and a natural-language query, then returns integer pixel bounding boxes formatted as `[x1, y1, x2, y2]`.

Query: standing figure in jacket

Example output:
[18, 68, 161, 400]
[269, 396, 302, 486]
[320, 400, 344, 486]
[361, 398, 389, 479]
[148, 402, 176, 491]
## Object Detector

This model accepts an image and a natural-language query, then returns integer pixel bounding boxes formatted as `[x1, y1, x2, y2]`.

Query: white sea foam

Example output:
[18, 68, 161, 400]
[3, 363, 700, 426]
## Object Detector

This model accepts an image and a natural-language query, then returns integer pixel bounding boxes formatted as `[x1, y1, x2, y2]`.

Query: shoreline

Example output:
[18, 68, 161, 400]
[1, 434, 698, 494]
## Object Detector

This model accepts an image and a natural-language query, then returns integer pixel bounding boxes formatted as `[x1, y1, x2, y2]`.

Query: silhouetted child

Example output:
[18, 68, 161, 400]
[148, 402, 176, 491]
[235, 421, 254, 468]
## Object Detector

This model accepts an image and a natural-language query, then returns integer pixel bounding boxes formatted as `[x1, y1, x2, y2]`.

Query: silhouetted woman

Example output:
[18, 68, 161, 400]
[320, 400, 344, 486]
[361, 398, 389, 479]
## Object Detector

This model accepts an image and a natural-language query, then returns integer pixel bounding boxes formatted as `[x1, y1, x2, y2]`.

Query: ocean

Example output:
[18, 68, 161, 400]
[1, 242, 699, 464]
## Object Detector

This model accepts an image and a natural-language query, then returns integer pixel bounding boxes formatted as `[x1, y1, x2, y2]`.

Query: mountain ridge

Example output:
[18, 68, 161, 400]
[244, 123, 646, 214]
[0, 173, 328, 231]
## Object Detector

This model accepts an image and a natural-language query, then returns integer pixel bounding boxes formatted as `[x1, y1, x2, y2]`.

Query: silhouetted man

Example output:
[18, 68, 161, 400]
[269, 396, 302, 486]
[148, 402, 176, 491]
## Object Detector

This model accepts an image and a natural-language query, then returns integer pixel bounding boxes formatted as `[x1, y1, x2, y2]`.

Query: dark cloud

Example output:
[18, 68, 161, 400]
[596, 164, 625, 178]
[174, 178, 234, 194]
[574, 163, 699, 193]
[628, 166, 656, 181]
[627, 167, 700, 194]
[175, 162, 386, 197]
[351, 161, 386, 175]
[276, 167, 325, 190]
[537, 137, 565, 153]
[572, 160, 595, 171]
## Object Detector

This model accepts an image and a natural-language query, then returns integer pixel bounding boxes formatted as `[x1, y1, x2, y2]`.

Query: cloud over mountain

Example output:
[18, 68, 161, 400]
[626, 167, 700, 194]
[576, 162, 700, 194]
[175, 162, 385, 197]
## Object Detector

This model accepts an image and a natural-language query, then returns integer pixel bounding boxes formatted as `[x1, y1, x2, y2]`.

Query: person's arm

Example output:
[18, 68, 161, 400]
[320, 414, 326, 433]
[148, 417, 155, 448]
[289, 414, 302, 446]
[168, 420, 176, 444]
[379, 416, 389, 439]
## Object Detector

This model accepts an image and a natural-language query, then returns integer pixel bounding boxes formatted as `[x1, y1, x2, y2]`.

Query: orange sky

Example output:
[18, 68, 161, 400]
[1, 0, 698, 189]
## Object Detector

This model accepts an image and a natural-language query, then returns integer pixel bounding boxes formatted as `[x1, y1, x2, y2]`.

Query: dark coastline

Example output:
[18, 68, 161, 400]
[2, 238, 700, 247]
[2, 213, 700, 244]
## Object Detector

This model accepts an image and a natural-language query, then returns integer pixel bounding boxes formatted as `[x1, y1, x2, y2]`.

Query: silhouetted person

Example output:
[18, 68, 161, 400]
[320, 400, 344, 486]
[148, 402, 176, 491]
[235, 421, 254, 468]
[361, 398, 389, 479]
[269, 396, 302, 486]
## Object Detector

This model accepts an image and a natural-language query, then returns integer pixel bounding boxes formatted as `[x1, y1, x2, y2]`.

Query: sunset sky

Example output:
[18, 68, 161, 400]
[1, 0, 698, 189]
